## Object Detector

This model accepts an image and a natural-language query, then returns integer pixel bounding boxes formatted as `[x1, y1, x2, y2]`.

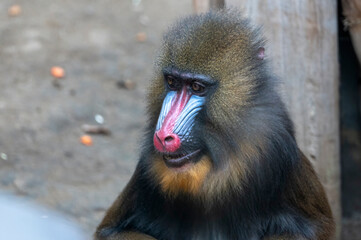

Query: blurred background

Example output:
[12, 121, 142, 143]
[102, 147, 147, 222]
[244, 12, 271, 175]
[0, 0, 360, 239]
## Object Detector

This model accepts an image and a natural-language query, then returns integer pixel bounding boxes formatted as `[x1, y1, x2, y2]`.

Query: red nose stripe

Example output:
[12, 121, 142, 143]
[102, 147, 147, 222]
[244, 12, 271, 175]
[154, 87, 190, 152]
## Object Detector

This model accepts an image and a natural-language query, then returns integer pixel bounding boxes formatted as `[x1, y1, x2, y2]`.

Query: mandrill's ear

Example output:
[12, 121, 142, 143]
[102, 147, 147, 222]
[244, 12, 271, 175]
[257, 47, 265, 60]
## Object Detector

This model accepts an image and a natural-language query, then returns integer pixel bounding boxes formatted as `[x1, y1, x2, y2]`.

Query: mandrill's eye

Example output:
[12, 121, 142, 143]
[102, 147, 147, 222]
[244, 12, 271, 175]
[191, 81, 206, 95]
[166, 76, 179, 90]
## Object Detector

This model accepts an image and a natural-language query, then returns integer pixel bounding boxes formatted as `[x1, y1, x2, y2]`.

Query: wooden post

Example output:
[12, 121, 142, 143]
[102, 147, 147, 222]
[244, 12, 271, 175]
[193, 0, 341, 239]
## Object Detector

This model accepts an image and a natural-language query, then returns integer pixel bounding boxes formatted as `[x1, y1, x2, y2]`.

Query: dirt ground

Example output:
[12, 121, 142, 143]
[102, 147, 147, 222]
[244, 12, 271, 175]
[0, 1, 360, 240]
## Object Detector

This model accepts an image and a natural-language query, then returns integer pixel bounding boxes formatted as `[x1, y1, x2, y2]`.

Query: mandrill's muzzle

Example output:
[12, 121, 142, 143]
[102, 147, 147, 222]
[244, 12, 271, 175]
[153, 87, 204, 153]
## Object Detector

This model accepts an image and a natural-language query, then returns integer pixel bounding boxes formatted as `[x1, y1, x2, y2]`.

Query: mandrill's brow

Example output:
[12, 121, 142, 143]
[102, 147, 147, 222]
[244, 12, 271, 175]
[163, 67, 217, 86]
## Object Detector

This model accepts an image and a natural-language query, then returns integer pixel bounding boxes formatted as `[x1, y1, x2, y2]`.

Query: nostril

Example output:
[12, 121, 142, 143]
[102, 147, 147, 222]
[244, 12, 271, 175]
[164, 136, 174, 142]
[164, 134, 181, 152]
[154, 132, 181, 153]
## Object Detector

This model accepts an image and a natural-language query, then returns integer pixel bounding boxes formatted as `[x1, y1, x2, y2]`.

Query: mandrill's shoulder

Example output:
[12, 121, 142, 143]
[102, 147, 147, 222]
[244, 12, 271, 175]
[283, 151, 335, 239]
[286, 151, 333, 214]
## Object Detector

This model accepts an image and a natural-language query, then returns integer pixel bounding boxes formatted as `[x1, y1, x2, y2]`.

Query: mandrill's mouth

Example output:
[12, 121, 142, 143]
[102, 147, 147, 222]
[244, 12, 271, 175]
[163, 149, 201, 168]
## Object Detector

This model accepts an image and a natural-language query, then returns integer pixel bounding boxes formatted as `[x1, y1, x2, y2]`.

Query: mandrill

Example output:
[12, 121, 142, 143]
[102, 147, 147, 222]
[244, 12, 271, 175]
[95, 10, 335, 240]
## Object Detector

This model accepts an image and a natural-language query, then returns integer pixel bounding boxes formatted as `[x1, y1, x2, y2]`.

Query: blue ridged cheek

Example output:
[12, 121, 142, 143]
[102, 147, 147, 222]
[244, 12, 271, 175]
[173, 95, 205, 142]
[156, 91, 177, 131]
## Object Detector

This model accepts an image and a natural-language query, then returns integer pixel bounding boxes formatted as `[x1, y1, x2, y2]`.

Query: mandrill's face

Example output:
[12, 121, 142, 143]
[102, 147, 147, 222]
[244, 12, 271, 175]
[147, 12, 265, 196]
[153, 67, 217, 170]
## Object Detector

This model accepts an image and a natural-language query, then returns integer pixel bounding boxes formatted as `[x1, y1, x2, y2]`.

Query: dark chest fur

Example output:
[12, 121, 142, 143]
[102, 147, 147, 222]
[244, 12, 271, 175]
[117, 178, 314, 240]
